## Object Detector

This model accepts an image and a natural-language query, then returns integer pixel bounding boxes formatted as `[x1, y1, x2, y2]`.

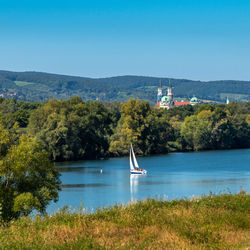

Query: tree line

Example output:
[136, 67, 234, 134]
[1, 97, 249, 160]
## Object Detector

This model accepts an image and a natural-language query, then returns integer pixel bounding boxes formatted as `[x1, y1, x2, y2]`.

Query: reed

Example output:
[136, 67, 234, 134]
[0, 192, 249, 249]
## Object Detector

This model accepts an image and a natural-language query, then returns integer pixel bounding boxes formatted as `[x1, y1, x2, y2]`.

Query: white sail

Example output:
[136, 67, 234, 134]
[131, 144, 140, 169]
[130, 148, 135, 171]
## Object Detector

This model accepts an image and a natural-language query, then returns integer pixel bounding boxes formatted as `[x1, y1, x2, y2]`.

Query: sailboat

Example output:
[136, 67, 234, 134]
[130, 144, 147, 175]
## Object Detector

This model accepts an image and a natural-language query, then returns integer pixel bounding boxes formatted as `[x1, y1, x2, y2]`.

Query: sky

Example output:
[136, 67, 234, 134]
[0, 0, 250, 81]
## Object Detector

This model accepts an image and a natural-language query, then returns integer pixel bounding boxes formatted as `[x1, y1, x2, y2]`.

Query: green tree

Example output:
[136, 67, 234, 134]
[168, 115, 185, 151]
[181, 110, 214, 151]
[0, 98, 40, 129]
[0, 123, 10, 157]
[109, 99, 172, 155]
[180, 115, 197, 150]
[211, 118, 234, 149]
[230, 115, 250, 148]
[13, 109, 30, 127]
[194, 110, 214, 150]
[28, 98, 113, 161]
[0, 135, 61, 222]
[246, 114, 250, 126]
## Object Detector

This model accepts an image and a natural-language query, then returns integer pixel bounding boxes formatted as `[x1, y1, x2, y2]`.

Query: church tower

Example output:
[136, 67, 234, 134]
[156, 79, 175, 109]
[157, 80, 163, 102]
[167, 79, 173, 101]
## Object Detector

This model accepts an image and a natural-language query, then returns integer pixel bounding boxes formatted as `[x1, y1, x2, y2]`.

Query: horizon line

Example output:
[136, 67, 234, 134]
[0, 69, 250, 83]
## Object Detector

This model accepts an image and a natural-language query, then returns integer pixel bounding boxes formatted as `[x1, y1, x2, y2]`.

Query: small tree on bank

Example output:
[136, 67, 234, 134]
[0, 135, 61, 222]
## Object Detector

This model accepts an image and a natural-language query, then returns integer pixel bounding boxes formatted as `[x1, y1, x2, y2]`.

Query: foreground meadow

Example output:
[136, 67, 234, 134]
[0, 193, 249, 249]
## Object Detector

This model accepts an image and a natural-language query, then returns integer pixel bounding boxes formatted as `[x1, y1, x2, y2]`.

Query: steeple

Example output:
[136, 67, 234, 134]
[157, 79, 163, 102]
[167, 79, 173, 100]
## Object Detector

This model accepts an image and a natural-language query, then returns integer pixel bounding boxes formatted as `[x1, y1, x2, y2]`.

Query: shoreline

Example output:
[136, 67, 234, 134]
[54, 147, 250, 164]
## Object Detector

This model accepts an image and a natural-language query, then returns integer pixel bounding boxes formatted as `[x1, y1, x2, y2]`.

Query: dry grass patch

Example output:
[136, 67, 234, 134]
[41, 224, 85, 245]
[86, 220, 134, 247]
[219, 228, 250, 248]
[142, 226, 195, 249]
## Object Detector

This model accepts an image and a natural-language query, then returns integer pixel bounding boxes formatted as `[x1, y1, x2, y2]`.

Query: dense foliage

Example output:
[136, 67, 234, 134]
[28, 97, 114, 161]
[0, 126, 60, 222]
[1, 70, 250, 103]
[0, 97, 40, 128]
[110, 100, 250, 155]
[181, 103, 250, 150]
[109, 99, 173, 155]
[0, 97, 249, 161]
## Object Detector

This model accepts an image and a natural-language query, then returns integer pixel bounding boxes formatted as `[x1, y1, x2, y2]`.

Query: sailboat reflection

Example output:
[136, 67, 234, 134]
[130, 174, 140, 202]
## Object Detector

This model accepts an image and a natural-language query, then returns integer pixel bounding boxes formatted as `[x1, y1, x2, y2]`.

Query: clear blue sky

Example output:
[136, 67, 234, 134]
[0, 0, 250, 80]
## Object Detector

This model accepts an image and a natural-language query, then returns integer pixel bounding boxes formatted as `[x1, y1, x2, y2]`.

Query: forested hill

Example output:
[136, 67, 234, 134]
[0, 70, 250, 103]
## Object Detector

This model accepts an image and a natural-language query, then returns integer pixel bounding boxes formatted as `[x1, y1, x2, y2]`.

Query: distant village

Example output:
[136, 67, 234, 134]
[155, 81, 229, 109]
[0, 88, 17, 98]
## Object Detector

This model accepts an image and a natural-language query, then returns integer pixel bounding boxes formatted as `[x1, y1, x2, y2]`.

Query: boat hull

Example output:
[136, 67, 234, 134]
[130, 170, 147, 175]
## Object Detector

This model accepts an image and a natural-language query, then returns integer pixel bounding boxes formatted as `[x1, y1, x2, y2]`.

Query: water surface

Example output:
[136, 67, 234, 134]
[48, 149, 250, 213]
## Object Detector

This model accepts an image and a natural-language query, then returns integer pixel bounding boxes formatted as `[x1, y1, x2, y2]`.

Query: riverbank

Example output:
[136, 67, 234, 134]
[1, 192, 249, 249]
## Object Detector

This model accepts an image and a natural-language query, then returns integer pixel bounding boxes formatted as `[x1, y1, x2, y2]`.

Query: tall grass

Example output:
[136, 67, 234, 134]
[0, 192, 249, 249]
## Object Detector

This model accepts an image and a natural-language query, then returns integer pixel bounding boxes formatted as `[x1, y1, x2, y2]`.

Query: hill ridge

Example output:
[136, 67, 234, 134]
[0, 70, 249, 103]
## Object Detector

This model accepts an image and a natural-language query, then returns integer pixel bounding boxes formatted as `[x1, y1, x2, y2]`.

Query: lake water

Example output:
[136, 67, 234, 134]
[48, 149, 250, 213]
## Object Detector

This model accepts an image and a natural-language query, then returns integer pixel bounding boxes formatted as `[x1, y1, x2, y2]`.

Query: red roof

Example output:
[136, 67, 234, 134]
[174, 101, 190, 106]
[155, 101, 160, 107]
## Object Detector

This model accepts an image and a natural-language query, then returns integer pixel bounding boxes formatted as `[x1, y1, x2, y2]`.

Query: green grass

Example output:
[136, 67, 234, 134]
[15, 81, 36, 86]
[0, 192, 249, 249]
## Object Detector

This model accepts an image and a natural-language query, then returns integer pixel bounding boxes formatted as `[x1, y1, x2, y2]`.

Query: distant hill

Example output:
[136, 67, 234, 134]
[0, 70, 249, 104]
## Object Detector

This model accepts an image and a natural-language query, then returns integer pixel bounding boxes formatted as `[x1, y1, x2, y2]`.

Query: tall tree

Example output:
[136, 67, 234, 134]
[181, 110, 214, 150]
[0, 135, 61, 222]
[109, 98, 172, 155]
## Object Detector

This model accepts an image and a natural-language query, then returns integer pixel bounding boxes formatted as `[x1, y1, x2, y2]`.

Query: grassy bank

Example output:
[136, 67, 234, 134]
[0, 193, 249, 249]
